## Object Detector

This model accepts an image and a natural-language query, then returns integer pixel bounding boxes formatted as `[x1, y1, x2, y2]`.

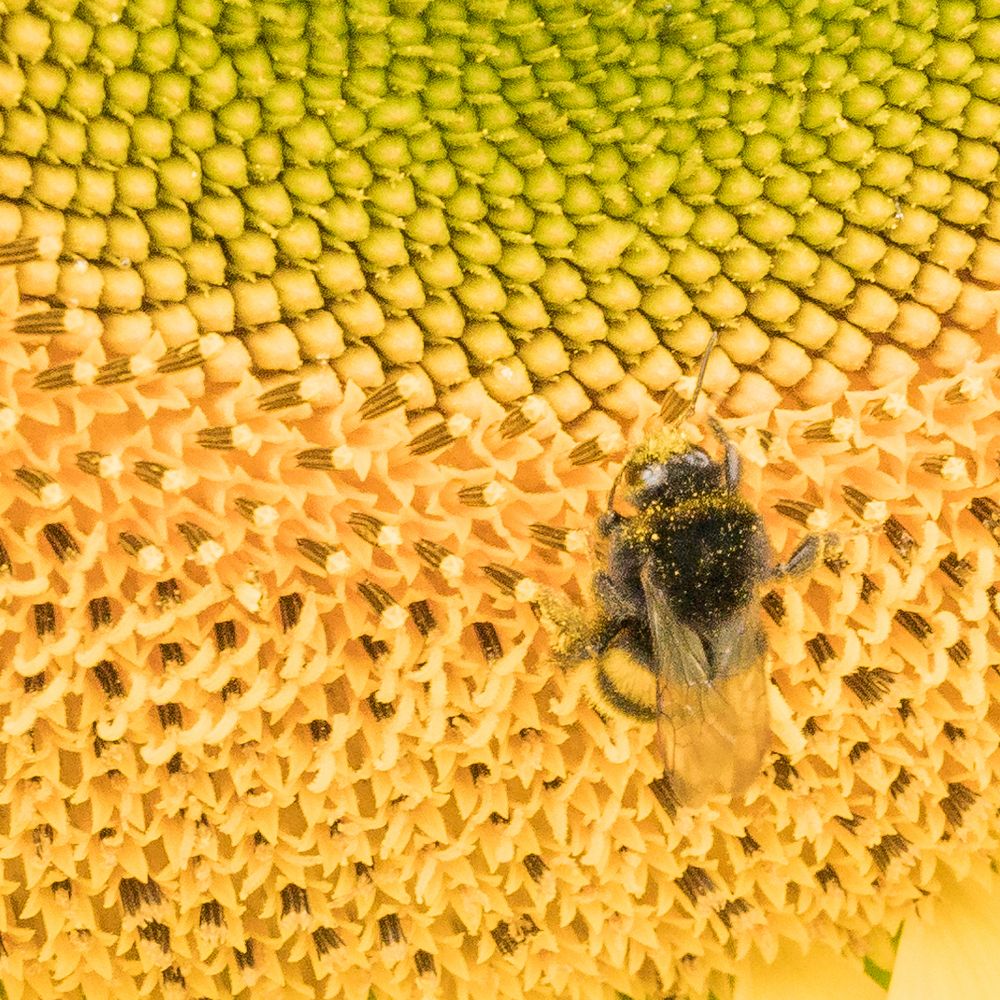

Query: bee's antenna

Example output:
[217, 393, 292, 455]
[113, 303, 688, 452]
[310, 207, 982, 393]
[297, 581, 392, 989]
[683, 329, 719, 421]
[606, 465, 624, 518]
[609, 332, 720, 515]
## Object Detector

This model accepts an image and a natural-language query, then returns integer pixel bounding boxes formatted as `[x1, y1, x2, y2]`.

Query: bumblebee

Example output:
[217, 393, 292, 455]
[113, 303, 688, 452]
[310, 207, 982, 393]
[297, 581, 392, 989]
[550, 340, 821, 807]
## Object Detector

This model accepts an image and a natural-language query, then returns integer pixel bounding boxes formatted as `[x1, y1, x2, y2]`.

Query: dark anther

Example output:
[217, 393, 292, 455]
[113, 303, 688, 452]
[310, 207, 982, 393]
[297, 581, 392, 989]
[947, 641, 970, 667]
[366, 694, 395, 720]
[968, 497, 1000, 543]
[473, 621, 503, 661]
[834, 814, 863, 834]
[523, 854, 548, 881]
[490, 921, 518, 955]
[943, 722, 965, 742]
[280, 884, 310, 916]
[195, 427, 235, 451]
[889, 767, 912, 798]
[157, 704, 182, 729]
[409, 600, 436, 635]
[805, 633, 835, 666]
[569, 437, 606, 466]
[529, 524, 573, 551]
[313, 927, 343, 955]
[42, 523, 79, 561]
[358, 581, 396, 615]
[309, 720, 332, 742]
[360, 635, 389, 661]
[138, 921, 170, 952]
[842, 485, 873, 518]
[414, 539, 452, 570]
[772, 755, 798, 790]
[674, 866, 716, 906]
[815, 864, 841, 891]
[234, 939, 255, 970]
[894, 609, 933, 641]
[483, 563, 525, 596]
[155, 579, 182, 605]
[160, 642, 185, 666]
[214, 620, 237, 650]
[774, 500, 818, 526]
[938, 553, 972, 587]
[859, 575, 879, 603]
[279, 593, 303, 631]
[118, 878, 161, 914]
[347, 512, 385, 545]
[844, 666, 894, 706]
[649, 775, 678, 818]
[378, 914, 404, 947]
[868, 834, 910, 874]
[939, 783, 978, 828]
[33, 603, 56, 637]
[220, 679, 243, 701]
[88, 597, 112, 629]
[360, 381, 406, 420]
[761, 591, 784, 623]
[410, 421, 456, 455]
[717, 897, 752, 929]
[883, 517, 916, 560]
[93, 660, 125, 698]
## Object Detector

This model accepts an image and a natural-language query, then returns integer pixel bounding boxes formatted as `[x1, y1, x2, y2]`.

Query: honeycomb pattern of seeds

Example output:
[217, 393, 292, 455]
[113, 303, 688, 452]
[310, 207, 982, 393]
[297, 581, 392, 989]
[2, 0, 1000, 415]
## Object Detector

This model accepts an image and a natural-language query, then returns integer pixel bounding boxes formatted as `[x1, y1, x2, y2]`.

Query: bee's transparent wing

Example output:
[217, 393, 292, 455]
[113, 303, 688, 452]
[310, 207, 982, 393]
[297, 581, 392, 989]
[639, 560, 770, 807]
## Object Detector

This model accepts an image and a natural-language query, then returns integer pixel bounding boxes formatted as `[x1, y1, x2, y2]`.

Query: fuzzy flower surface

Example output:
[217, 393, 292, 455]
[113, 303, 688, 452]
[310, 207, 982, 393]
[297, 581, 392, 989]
[0, 1, 998, 999]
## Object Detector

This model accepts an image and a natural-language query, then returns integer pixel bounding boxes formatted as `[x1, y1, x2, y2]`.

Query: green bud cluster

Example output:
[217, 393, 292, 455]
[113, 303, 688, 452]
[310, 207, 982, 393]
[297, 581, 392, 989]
[2, 0, 998, 404]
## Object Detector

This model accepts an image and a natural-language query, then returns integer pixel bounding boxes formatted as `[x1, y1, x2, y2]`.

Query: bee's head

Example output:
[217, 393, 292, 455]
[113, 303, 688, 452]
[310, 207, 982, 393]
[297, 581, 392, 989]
[610, 333, 724, 514]
[620, 429, 723, 510]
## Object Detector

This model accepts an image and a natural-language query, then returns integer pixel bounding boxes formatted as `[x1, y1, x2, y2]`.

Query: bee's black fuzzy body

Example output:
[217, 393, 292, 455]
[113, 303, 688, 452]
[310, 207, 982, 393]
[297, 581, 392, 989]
[540, 365, 826, 804]
[586, 425, 773, 689]
[623, 496, 769, 675]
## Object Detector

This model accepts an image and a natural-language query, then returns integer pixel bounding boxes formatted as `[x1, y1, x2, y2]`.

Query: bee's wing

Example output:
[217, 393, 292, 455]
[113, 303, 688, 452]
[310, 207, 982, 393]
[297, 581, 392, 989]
[639, 560, 770, 806]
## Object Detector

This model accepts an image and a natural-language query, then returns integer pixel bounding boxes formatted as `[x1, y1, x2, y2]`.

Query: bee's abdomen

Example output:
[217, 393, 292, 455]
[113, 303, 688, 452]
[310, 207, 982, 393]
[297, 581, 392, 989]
[643, 497, 767, 630]
[593, 647, 658, 723]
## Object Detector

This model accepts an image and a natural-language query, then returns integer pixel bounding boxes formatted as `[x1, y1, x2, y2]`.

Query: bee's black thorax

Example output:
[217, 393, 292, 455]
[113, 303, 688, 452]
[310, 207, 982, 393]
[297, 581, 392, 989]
[629, 493, 768, 634]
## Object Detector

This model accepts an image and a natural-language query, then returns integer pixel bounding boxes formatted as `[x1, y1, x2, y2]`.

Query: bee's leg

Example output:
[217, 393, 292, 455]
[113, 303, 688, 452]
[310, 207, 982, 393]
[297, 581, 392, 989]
[593, 571, 637, 620]
[553, 608, 634, 662]
[708, 417, 741, 492]
[772, 534, 822, 578]
[537, 601, 623, 665]
[597, 510, 625, 537]
[596, 536, 648, 621]
[589, 616, 636, 658]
